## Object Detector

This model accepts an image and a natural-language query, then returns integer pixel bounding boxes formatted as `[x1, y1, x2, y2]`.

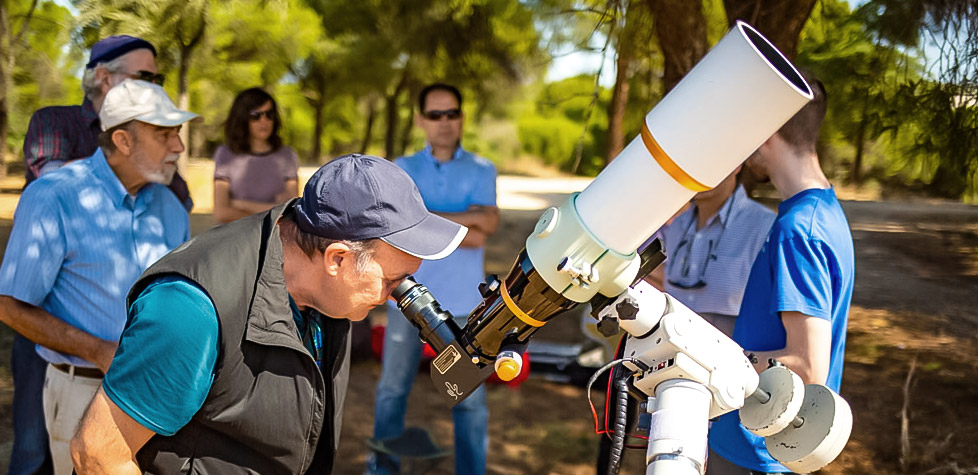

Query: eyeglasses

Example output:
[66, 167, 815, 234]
[422, 108, 461, 121]
[127, 70, 165, 86]
[666, 200, 735, 290]
[667, 237, 714, 289]
[249, 109, 276, 121]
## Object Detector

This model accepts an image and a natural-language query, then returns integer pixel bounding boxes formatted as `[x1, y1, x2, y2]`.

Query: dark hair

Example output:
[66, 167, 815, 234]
[224, 87, 283, 154]
[776, 68, 827, 155]
[98, 120, 138, 156]
[278, 211, 377, 271]
[418, 83, 462, 112]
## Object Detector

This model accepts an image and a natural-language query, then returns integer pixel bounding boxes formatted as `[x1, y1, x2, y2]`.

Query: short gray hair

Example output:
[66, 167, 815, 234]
[97, 120, 137, 156]
[278, 214, 379, 272]
[81, 55, 128, 103]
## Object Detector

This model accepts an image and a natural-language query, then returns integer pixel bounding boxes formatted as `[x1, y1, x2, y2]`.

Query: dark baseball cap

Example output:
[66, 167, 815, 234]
[87, 35, 157, 69]
[294, 154, 467, 260]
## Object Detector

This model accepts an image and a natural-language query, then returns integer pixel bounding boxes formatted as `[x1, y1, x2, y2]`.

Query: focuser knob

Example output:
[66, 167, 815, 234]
[596, 316, 620, 337]
[615, 298, 640, 320]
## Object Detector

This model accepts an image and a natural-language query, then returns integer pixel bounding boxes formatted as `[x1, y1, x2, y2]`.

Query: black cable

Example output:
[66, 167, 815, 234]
[606, 377, 630, 475]
[586, 356, 645, 434]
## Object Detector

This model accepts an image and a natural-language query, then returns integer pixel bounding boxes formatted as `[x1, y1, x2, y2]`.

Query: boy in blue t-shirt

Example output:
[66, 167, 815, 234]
[706, 71, 855, 475]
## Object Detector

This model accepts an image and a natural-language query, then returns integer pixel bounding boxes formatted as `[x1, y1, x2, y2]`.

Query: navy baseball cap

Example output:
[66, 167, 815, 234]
[294, 154, 467, 260]
[86, 35, 157, 69]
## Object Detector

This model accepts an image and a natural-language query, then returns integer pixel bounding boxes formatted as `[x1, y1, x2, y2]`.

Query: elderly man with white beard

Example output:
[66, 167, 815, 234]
[0, 79, 194, 475]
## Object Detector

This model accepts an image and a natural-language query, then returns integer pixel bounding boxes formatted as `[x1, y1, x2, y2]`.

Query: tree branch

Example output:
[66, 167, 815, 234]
[572, 0, 619, 174]
[12, 0, 39, 46]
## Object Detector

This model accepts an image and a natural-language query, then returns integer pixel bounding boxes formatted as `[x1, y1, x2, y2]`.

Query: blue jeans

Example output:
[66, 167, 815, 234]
[9, 334, 53, 475]
[370, 307, 488, 475]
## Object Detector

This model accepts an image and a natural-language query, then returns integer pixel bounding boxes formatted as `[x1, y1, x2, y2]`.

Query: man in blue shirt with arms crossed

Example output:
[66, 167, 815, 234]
[0, 79, 193, 475]
[370, 83, 499, 475]
[706, 71, 854, 475]
[70, 154, 468, 474]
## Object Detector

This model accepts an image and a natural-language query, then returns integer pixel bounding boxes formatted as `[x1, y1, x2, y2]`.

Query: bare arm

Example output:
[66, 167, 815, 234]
[212, 180, 252, 224]
[435, 205, 499, 249]
[228, 199, 280, 215]
[0, 296, 116, 372]
[71, 388, 155, 474]
[274, 179, 299, 203]
[214, 179, 298, 224]
[746, 311, 832, 384]
[436, 205, 500, 235]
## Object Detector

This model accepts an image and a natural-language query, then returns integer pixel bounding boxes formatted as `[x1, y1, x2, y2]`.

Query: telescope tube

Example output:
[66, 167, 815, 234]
[526, 21, 813, 304]
[576, 21, 813, 254]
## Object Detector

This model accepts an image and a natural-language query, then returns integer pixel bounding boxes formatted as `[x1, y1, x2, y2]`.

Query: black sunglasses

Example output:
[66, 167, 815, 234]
[249, 109, 276, 121]
[129, 70, 165, 86]
[422, 108, 461, 121]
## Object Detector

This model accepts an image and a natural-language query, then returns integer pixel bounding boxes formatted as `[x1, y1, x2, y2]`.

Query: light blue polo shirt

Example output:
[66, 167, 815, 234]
[709, 187, 854, 472]
[393, 145, 496, 316]
[0, 149, 190, 367]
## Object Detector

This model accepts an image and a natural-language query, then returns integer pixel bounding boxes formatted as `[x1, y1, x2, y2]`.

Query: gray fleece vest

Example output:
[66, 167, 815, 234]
[126, 202, 350, 474]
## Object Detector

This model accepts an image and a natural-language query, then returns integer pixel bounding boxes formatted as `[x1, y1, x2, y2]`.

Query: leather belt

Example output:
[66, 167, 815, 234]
[51, 363, 104, 379]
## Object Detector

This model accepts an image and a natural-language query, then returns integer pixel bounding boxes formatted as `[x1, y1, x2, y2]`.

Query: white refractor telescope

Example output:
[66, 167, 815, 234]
[390, 21, 852, 474]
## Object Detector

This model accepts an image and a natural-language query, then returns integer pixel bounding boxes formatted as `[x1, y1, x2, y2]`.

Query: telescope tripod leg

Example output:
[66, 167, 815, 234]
[646, 380, 712, 475]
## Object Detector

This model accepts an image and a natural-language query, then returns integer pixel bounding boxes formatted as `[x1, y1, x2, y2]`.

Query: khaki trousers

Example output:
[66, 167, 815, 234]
[42, 364, 102, 475]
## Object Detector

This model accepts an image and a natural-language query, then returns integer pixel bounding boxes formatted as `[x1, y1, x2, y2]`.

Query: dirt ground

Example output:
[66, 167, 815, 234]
[0, 171, 975, 474]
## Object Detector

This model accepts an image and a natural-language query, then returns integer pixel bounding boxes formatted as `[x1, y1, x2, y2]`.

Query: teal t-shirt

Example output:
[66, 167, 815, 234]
[103, 276, 320, 436]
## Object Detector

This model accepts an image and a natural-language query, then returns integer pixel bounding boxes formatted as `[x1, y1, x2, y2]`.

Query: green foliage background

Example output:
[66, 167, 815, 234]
[3, 0, 976, 199]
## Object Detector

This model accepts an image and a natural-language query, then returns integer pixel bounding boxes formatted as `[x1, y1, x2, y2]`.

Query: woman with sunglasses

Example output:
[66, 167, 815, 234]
[213, 88, 299, 224]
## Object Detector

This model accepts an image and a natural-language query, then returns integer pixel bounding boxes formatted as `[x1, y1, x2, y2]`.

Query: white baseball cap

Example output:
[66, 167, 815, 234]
[99, 79, 200, 131]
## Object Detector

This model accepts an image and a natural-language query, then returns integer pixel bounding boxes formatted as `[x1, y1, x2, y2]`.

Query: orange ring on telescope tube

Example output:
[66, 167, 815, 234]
[640, 123, 712, 192]
[499, 279, 545, 328]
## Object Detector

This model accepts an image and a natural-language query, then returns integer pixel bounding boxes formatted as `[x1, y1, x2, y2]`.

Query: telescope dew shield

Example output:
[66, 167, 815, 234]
[575, 20, 814, 255]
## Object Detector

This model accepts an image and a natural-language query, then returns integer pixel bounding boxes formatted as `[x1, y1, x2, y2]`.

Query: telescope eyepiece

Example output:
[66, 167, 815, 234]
[390, 276, 460, 355]
[392, 277, 420, 303]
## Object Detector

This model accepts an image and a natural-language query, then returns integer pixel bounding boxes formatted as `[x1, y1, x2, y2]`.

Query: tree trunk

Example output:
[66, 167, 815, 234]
[396, 82, 418, 158]
[396, 112, 412, 158]
[606, 48, 632, 163]
[358, 95, 377, 154]
[852, 101, 869, 184]
[383, 93, 398, 160]
[310, 73, 327, 163]
[930, 159, 968, 199]
[178, 45, 191, 172]
[311, 98, 324, 163]
[722, 0, 817, 60]
[383, 73, 408, 160]
[177, 5, 206, 168]
[0, 4, 9, 178]
[645, 0, 709, 93]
